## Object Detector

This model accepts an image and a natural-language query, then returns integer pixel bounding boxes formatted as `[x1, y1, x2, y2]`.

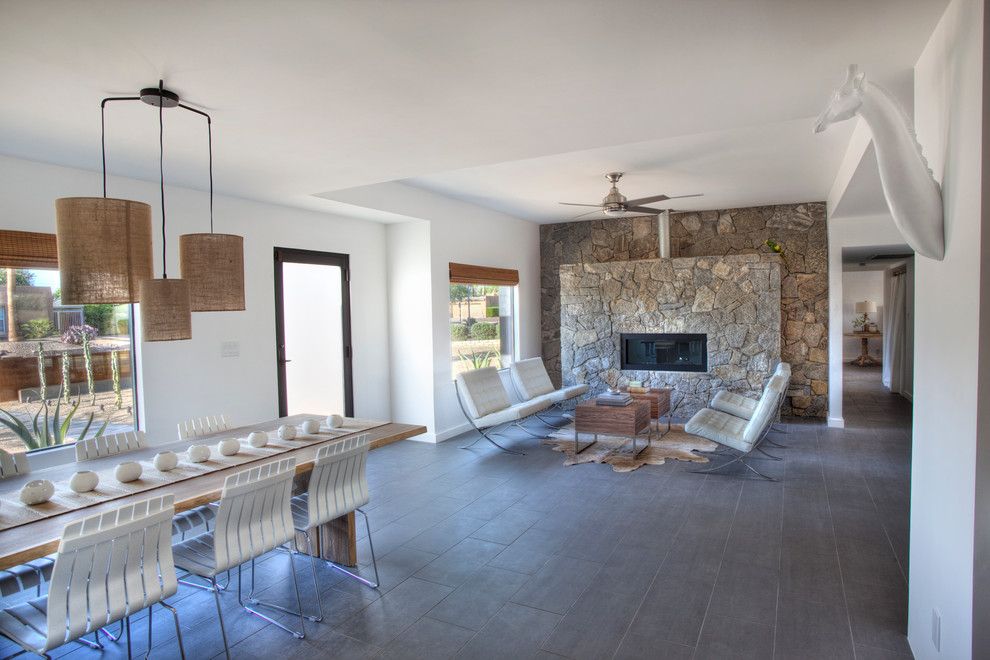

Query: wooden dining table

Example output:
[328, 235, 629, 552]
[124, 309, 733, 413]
[0, 414, 426, 571]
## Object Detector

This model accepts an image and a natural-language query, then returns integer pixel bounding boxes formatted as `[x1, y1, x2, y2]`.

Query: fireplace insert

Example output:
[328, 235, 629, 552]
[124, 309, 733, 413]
[620, 333, 708, 372]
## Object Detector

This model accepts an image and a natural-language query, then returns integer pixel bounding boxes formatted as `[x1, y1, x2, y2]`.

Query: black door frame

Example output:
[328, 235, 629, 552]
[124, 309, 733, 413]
[273, 247, 354, 418]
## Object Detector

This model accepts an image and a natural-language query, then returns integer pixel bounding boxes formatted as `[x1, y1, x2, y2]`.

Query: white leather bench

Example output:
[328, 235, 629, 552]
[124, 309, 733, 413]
[455, 367, 553, 454]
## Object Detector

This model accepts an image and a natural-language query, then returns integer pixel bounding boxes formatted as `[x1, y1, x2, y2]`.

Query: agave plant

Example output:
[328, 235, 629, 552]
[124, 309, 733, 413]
[0, 398, 110, 451]
[458, 350, 501, 371]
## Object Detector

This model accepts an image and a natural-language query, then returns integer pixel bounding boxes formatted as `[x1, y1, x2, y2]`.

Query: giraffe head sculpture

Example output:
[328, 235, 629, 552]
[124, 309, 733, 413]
[814, 64, 866, 133]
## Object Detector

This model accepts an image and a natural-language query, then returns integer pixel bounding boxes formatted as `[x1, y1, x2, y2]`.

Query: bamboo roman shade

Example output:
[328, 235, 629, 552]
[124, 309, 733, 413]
[0, 230, 59, 269]
[449, 262, 519, 286]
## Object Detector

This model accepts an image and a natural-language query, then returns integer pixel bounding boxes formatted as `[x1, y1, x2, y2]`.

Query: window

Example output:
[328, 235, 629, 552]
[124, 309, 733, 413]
[0, 231, 137, 455]
[449, 263, 519, 379]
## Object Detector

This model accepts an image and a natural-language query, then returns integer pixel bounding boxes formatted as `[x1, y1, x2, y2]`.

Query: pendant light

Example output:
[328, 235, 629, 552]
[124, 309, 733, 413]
[139, 82, 192, 342]
[179, 114, 245, 311]
[55, 99, 153, 304]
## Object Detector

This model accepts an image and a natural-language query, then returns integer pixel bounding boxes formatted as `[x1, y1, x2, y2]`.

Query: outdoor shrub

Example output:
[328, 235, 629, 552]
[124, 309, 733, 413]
[83, 304, 115, 335]
[470, 322, 498, 340]
[450, 323, 469, 341]
[465, 317, 477, 328]
[19, 319, 56, 339]
[116, 318, 129, 335]
[61, 324, 99, 345]
[485, 306, 500, 318]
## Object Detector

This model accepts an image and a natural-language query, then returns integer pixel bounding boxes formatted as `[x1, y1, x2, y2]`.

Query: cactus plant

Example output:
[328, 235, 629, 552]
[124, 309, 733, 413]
[36, 342, 46, 401]
[82, 333, 95, 405]
[0, 398, 110, 451]
[61, 351, 71, 404]
[111, 350, 122, 409]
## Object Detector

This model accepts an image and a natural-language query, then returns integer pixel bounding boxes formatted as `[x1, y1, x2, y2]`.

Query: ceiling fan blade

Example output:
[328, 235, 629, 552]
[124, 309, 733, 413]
[559, 202, 603, 207]
[663, 193, 704, 200]
[570, 209, 606, 219]
[625, 206, 670, 214]
[622, 194, 669, 206]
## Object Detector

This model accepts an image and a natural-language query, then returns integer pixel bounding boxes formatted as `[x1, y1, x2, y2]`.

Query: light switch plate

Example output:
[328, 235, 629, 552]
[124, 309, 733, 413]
[221, 341, 240, 358]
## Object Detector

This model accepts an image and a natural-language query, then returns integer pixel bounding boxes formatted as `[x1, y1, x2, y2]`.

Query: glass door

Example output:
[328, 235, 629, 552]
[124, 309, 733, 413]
[274, 248, 353, 418]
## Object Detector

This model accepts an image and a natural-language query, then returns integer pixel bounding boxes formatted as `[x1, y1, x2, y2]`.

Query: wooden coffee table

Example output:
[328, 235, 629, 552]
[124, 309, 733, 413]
[621, 387, 672, 437]
[574, 399, 653, 456]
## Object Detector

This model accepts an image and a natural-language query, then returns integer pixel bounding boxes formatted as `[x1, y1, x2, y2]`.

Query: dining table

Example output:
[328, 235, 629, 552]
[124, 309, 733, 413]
[0, 414, 426, 571]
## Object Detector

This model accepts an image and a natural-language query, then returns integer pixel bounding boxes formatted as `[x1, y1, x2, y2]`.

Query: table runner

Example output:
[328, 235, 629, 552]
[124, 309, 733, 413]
[0, 418, 386, 532]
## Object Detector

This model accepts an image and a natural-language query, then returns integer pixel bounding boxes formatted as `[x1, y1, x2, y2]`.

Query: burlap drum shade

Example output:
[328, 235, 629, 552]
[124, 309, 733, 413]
[55, 197, 153, 304]
[179, 233, 245, 311]
[139, 278, 192, 341]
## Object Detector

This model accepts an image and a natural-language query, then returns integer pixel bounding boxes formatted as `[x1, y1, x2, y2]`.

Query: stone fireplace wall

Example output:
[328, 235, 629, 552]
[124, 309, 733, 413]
[669, 203, 828, 416]
[560, 254, 781, 418]
[540, 202, 827, 417]
[540, 215, 658, 387]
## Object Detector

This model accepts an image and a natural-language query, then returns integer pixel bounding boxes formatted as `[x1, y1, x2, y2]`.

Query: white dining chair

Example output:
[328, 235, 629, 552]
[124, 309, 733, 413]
[280, 433, 377, 623]
[176, 414, 231, 441]
[171, 458, 304, 659]
[74, 430, 148, 461]
[0, 494, 185, 659]
[0, 449, 53, 600]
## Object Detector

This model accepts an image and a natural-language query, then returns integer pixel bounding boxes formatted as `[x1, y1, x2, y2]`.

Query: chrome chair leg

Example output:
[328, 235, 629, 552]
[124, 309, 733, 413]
[692, 452, 777, 481]
[210, 576, 231, 660]
[245, 549, 321, 623]
[323, 508, 380, 589]
[238, 554, 306, 638]
[158, 600, 186, 660]
[756, 446, 783, 461]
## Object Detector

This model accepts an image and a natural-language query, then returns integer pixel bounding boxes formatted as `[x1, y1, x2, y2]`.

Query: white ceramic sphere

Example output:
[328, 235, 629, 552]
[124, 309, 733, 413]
[115, 461, 143, 483]
[301, 419, 321, 435]
[277, 424, 297, 440]
[187, 444, 210, 463]
[20, 479, 55, 505]
[153, 451, 179, 472]
[326, 414, 344, 429]
[217, 438, 240, 457]
[248, 431, 268, 448]
[69, 471, 99, 493]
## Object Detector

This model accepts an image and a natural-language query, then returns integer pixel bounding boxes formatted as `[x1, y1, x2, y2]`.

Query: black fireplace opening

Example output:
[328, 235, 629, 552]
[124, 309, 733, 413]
[620, 333, 708, 372]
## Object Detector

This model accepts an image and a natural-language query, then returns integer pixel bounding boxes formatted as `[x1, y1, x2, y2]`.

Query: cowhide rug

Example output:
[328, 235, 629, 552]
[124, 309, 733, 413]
[545, 422, 718, 473]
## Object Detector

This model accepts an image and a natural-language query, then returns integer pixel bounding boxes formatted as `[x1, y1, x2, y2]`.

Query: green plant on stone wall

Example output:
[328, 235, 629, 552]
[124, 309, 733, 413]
[19, 319, 56, 339]
[0, 397, 110, 451]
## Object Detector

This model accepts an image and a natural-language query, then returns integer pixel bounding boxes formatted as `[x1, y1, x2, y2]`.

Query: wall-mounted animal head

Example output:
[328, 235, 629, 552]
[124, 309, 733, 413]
[814, 64, 866, 133]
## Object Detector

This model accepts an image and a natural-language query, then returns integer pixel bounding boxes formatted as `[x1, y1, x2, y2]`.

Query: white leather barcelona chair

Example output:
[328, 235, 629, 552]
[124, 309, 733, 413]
[455, 367, 552, 455]
[0, 495, 185, 659]
[685, 374, 788, 481]
[171, 458, 303, 659]
[710, 362, 792, 447]
[287, 434, 378, 623]
[509, 357, 588, 427]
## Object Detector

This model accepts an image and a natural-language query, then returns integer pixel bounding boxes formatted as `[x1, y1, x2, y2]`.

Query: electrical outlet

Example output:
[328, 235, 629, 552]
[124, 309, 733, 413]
[931, 608, 941, 652]
[221, 341, 240, 358]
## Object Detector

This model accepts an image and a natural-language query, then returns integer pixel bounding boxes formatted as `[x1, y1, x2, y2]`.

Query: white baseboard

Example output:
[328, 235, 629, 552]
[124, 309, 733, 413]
[406, 431, 439, 444]
[827, 416, 845, 428]
[434, 423, 473, 443]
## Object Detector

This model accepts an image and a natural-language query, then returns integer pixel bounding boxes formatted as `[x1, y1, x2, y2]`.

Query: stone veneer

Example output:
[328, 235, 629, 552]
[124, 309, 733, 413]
[669, 203, 828, 416]
[560, 254, 781, 419]
[540, 216, 658, 387]
[541, 202, 827, 417]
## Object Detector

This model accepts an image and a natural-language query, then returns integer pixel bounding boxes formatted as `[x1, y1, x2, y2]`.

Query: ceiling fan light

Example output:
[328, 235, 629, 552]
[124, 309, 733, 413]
[139, 278, 192, 341]
[55, 197, 154, 304]
[179, 233, 245, 311]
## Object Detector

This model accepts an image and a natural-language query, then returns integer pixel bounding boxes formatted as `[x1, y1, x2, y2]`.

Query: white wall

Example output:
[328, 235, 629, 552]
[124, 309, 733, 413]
[826, 213, 906, 426]
[386, 221, 437, 440]
[910, 0, 984, 656]
[0, 155, 392, 457]
[841, 270, 884, 359]
[333, 182, 541, 442]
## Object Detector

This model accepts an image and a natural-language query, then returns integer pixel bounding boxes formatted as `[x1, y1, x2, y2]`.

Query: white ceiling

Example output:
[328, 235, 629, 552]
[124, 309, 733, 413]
[0, 0, 948, 220]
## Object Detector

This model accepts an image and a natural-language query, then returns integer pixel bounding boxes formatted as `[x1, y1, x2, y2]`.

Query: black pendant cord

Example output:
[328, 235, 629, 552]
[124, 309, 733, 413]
[159, 82, 167, 279]
[178, 103, 214, 233]
[99, 96, 139, 198]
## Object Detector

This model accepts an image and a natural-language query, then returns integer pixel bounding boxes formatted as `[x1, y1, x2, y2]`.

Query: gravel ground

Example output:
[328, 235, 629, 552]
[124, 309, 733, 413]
[0, 336, 128, 359]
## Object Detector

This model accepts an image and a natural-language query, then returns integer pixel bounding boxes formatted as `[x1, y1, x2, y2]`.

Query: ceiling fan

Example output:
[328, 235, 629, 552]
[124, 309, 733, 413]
[560, 172, 702, 218]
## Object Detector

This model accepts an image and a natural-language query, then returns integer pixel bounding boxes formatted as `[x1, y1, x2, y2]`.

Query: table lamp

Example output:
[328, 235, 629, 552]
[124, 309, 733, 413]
[854, 300, 877, 330]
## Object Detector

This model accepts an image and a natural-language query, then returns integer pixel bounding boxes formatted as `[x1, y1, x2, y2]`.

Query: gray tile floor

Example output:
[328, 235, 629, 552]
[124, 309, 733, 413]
[2, 365, 912, 659]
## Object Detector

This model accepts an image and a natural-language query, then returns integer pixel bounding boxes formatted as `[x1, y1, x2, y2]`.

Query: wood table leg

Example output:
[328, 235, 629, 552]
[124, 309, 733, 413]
[296, 511, 357, 567]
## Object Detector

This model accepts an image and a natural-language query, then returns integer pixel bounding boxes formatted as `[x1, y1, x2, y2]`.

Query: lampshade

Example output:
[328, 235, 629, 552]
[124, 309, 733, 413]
[179, 233, 245, 311]
[139, 278, 192, 341]
[55, 197, 153, 304]
[854, 300, 877, 314]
